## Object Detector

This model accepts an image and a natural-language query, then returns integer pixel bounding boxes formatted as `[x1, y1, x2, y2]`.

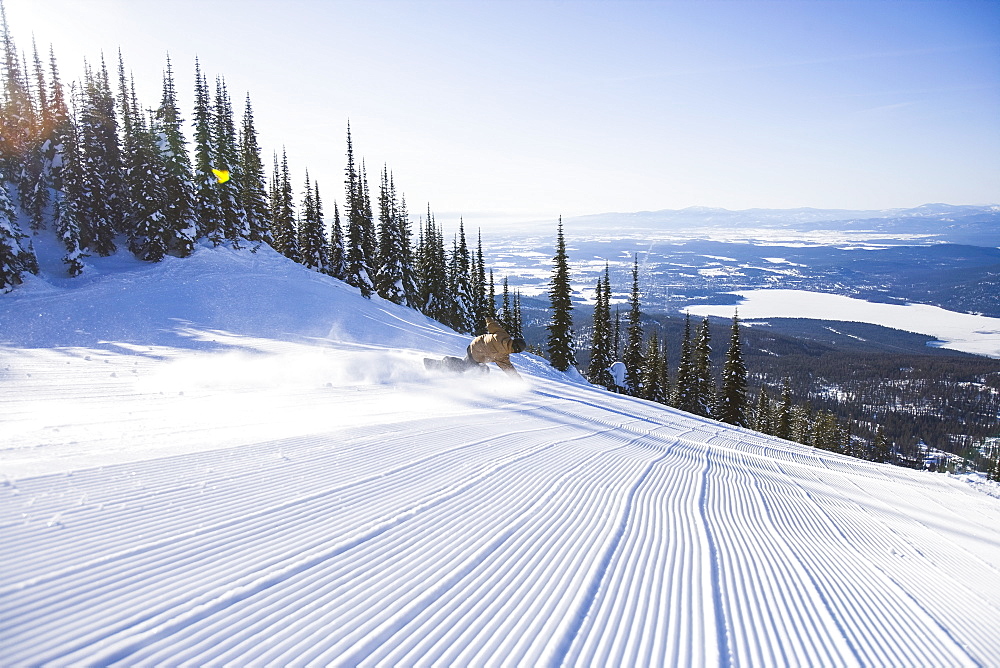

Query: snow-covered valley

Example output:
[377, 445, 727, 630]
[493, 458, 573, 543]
[2, 245, 1000, 666]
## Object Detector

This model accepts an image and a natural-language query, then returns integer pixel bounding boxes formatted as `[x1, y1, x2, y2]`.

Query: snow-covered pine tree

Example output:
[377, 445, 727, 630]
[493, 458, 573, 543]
[752, 387, 772, 434]
[237, 93, 270, 248]
[487, 268, 496, 319]
[313, 181, 328, 270]
[869, 427, 890, 462]
[343, 124, 373, 296]
[153, 55, 195, 258]
[641, 332, 666, 402]
[470, 230, 488, 331]
[46, 48, 84, 275]
[691, 317, 714, 417]
[776, 377, 793, 440]
[716, 312, 748, 426]
[546, 216, 575, 372]
[810, 411, 842, 453]
[588, 265, 614, 389]
[191, 61, 222, 244]
[119, 65, 169, 262]
[623, 255, 644, 395]
[267, 150, 297, 261]
[212, 77, 245, 245]
[360, 161, 376, 278]
[297, 172, 328, 270]
[327, 200, 346, 279]
[500, 276, 512, 331]
[77, 59, 120, 255]
[0, 17, 47, 235]
[0, 177, 35, 290]
[375, 165, 406, 304]
[672, 313, 696, 412]
[19, 39, 48, 232]
[512, 290, 523, 339]
[396, 189, 417, 307]
[447, 219, 473, 332]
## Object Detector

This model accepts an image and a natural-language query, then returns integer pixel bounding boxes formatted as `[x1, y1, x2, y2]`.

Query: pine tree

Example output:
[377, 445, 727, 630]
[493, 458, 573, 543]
[871, 425, 891, 463]
[717, 312, 749, 426]
[237, 93, 270, 247]
[212, 77, 245, 244]
[448, 219, 474, 332]
[77, 58, 121, 255]
[588, 265, 614, 389]
[297, 171, 326, 270]
[623, 255, 644, 394]
[19, 39, 47, 232]
[692, 317, 714, 417]
[512, 290, 523, 339]
[397, 191, 417, 307]
[546, 217, 575, 371]
[471, 230, 489, 331]
[344, 123, 373, 296]
[501, 276, 512, 331]
[416, 206, 449, 322]
[641, 332, 666, 402]
[776, 377, 793, 440]
[810, 411, 842, 453]
[375, 165, 406, 304]
[153, 55, 195, 257]
[327, 200, 346, 278]
[673, 313, 696, 412]
[0, 178, 35, 290]
[120, 67, 169, 262]
[47, 49, 84, 275]
[1, 14, 47, 236]
[488, 269, 496, 319]
[267, 150, 297, 260]
[752, 387, 772, 434]
[191, 59, 219, 243]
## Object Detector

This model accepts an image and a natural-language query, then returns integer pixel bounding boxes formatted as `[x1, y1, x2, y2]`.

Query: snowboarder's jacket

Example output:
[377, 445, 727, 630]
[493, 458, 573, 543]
[469, 317, 520, 377]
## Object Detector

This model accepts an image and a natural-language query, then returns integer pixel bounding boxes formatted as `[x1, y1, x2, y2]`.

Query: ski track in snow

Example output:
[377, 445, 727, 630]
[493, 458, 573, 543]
[4, 360, 1000, 667]
[3, 246, 1000, 666]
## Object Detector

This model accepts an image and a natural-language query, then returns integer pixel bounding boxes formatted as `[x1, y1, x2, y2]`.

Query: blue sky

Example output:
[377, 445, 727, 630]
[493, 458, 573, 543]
[5, 0, 999, 229]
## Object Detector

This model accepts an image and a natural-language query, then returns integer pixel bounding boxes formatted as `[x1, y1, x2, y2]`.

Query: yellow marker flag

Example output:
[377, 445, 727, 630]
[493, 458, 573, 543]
[212, 169, 230, 183]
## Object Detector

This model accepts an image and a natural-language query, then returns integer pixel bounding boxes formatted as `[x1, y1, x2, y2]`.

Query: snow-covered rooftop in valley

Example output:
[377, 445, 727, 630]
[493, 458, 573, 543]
[688, 289, 1000, 359]
[2, 246, 1000, 665]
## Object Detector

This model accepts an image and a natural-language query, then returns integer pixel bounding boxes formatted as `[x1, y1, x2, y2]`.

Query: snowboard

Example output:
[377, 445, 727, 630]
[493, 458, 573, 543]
[423, 357, 490, 375]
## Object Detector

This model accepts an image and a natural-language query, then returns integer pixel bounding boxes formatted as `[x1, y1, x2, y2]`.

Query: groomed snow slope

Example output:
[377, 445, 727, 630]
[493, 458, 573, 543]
[2, 244, 1000, 666]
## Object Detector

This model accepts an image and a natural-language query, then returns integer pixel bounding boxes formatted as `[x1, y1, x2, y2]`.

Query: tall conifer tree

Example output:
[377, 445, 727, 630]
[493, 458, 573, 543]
[154, 55, 195, 257]
[327, 200, 346, 279]
[673, 313, 696, 412]
[546, 217, 575, 371]
[717, 312, 749, 426]
[47, 48, 85, 274]
[375, 165, 406, 304]
[268, 149, 297, 260]
[623, 255, 645, 394]
[77, 58, 121, 255]
[191, 59, 219, 243]
[588, 264, 614, 389]
[237, 93, 270, 246]
[212, 77, 245, 243]
[344, 123, 373, 296]
[692, 317, 714, 417]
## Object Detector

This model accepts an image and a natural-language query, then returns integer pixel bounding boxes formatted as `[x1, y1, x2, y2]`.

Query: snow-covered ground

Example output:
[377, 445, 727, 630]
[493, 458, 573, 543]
[688, 288, 1000, 358]
[3, 245, 1000, 666]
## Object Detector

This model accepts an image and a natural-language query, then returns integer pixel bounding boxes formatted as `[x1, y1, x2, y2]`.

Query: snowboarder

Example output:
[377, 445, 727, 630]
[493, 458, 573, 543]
[425, 316, 526, 378]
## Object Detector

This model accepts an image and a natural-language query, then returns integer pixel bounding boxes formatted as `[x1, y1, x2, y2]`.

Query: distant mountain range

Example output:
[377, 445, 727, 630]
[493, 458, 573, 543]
[558, 204, 1000, 246]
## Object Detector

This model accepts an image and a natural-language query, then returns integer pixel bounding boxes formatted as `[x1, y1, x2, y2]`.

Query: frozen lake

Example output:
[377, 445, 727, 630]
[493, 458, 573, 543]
[687, 289, 1000, 359]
